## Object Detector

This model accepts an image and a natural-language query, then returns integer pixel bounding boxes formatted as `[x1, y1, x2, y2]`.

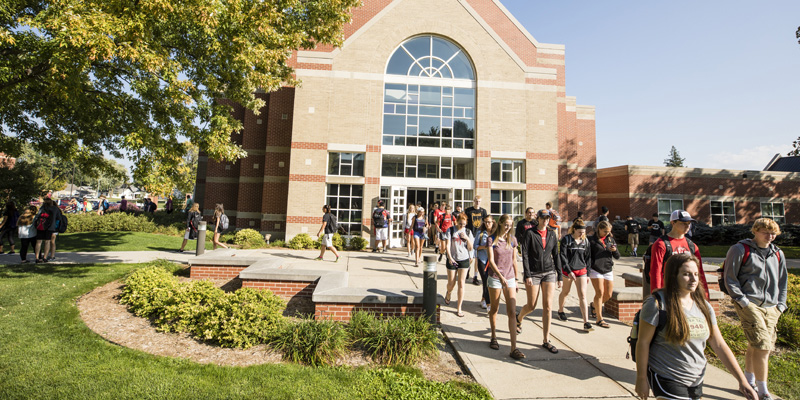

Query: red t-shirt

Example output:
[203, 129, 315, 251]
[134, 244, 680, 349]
[537, 229, 547, 249]
[433, 209, 444, 224]
[649, 236, 709, 297]
[439, 213, 454, 232]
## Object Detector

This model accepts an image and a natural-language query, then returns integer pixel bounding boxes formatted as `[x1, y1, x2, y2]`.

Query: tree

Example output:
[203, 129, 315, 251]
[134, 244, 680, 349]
[0, 160, 46, 206]
[1, 0, 359, 189]
[664, 146, 686, 167]
[138, 141, 198, 196]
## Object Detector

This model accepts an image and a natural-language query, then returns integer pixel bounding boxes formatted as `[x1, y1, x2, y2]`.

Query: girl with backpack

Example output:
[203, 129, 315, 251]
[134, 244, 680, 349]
[485, 214, 524, 360]
[16, 206, 37, 263]
[588, 220, 620, 328]
[635, 253, 757, 400]
[557, 219, 593, 332]
[211, 203, 229, 250]
[315, 205, 339, 262]
[444, 213, 474, 317]
[33, 198, 58, 263]
[411, 208, 428, 267]
[474, 215, 496, 310]
[0, 201, 19, 254]
[178, 203, 201, 253]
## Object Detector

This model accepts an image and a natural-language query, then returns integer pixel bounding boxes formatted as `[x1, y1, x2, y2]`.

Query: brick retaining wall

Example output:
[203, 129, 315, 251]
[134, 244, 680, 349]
[190, 265, 248, 280]
[241, 279, 317, 300]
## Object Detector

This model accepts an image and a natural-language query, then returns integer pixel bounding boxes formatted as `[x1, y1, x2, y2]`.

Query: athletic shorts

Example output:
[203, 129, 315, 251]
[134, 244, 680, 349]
[404, 228, 411, 235]
[526, 271, 557, 285]
[563, 267, 588, 277]
[588, 269, 614, 281]
[438, 231, 451, 241]
[375, 227, 388, 241]
[647, 367, 703, 400]
[734, 301, 782, 351]
[36, 230, 53, 241]
[413, 231, 425, 239]
[628, 233, 639, 246]
[447, 258, 470, 271]
[321, 233, 333, 247]
[487, 275, 517, 289]
[184, 230, 196, 240]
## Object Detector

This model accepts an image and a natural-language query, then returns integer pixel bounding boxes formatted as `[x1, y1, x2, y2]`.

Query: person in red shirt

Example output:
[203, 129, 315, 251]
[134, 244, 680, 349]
[649, 210, 709, 296]
[437, 205, 455, 262]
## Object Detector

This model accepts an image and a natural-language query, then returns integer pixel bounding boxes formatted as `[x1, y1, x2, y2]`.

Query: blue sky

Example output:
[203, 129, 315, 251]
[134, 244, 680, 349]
[502, 0, 800, 170]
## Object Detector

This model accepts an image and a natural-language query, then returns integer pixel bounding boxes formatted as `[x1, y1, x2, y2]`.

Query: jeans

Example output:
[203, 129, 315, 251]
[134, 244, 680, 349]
[478, 258, 490, 305]
[19, 237, 33, 261]
[0, 227, 14, 247]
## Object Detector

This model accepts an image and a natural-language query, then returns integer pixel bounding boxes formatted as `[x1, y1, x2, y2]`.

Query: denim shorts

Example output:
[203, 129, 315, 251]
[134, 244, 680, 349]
[526, 271, 557, 285]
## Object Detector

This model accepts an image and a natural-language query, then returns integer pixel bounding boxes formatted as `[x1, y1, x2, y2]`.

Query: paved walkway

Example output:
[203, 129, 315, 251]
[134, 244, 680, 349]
[0, 247, 763, 399]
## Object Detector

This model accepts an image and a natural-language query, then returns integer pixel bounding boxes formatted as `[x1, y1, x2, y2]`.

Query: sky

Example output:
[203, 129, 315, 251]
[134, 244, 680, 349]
[501, 0, 800, 170]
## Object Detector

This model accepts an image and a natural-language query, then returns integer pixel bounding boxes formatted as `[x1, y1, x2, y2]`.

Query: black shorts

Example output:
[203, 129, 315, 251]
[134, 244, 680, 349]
[446, 258, 470, 271]
[647, 367, 703, 400]
[36, 230, 53, 241]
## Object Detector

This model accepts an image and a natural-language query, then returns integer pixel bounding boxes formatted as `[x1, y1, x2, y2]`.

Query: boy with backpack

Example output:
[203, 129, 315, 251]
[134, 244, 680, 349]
[722, 218, 787, 400]
[645, 210, 709, 296]
[316, 205, 340, 262]
[371, 200, 391, 253]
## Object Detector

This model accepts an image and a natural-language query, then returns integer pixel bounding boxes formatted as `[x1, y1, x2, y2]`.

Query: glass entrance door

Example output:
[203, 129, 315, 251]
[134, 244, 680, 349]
[389, 186, 407, 248]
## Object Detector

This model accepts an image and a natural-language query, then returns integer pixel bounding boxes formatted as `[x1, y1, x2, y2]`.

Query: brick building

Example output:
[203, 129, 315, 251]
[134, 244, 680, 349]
[596, 165, 800, 225]
[195, 0, 598, 242]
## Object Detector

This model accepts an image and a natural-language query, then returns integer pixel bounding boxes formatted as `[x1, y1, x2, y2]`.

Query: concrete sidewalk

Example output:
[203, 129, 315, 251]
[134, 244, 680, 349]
[0, 247, 756, 399]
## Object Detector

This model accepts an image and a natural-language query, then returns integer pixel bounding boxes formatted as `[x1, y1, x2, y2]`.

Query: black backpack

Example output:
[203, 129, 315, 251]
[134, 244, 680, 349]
[372, 208, 386, 227]
[642, 235, 696, 285]
[717, 243, 781, 295]
[190, 213, 202, 231]
[329, 213, 338, 233]
[627, 290, 666, 362]
[57, 213, 68, 233]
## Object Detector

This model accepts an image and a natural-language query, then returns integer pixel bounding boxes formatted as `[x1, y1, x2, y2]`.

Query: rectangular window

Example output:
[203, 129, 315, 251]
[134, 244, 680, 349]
[327, 184, 363, 235]
[710, 201, 736, 226]
[657, 199, 683, 222]
[328, 153, 364, 177]
[761, 202, 785, 224]
[490, 160, 525, 183]
[490, 190, 525, 221]
[453, 189, 474, 213]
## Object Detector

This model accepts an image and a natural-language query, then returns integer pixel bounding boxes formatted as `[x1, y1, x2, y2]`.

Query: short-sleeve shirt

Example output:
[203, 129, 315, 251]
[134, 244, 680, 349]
[641, 296, 716, 387]
[649, 219, 665, 236]
[488, 236, 517, 281]
[625, 220, 640, 234]
[464, 206, 488, 232]
[449, 228, 474, 262]
[475, 230, 490, 263]
[323, 213, 335, 234]
[439, 213, 454, 232]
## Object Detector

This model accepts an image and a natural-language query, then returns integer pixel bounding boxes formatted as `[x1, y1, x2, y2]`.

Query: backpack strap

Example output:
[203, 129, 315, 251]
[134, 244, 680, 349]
[742, 243, 751, 266]
[685, 237, 696, 256]
[660, 235, 673, 258]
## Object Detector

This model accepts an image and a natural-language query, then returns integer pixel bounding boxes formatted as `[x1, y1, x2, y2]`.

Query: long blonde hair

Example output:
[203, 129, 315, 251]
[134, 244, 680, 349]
[190, 203, 200, 213]
[497, 214, 514, 249]
[568, 218, 587, 240]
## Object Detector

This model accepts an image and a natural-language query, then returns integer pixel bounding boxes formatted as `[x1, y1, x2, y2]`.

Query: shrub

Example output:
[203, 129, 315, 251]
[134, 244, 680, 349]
[218, 232, 236, 244]
[348, 236, 368, 251]
[233, 229, 266, 249]
[120, 262, 286, 349]
[714, 321, 749, 356]
[350, 312, 441, 365]
[66, 212, 158, 233]
[272, 318, 348, 366]
[288, 233, 316, 250]
[315, 232, 345, 250]
[269, 239, 286, 248]
[354, 368, 491, 400]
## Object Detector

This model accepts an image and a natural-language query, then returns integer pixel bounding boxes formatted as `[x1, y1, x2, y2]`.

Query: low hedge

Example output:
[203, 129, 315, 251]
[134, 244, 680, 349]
[120, 264, 286, 348]
[66, 211, 186, 235]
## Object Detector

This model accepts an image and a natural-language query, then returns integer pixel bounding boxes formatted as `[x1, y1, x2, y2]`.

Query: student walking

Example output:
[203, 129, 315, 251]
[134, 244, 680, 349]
[16, 206, 37, 263]
[544, 202, 562, 238]
[211, 203, 229, 250]
[183, 194, 193, 213]
[625, 215, 641, 256]
[635, 253, 757, 400]
[648, 210, 709, 295]
[371, 200, 390, 253]
[437, 205, 455, 262]
[411, 208, 429, 267]
[316, 205, 340, 262]
[723, 218, 787, 400]
[514, 207, 536, 250]
[178, 203, 201, 252]
[474, 215, 496, 310]
[557, 219, 593, 331]
[403, 204, 417, 257]
[33, 198, 59, 263]
[486, 214, 524, 360]
[0, 201, 19, 254]
[465, 195, 488, 286]
[165, 196, 174, 214]
[444, 213, 474, 317]
[647, 213, 665, 244]
[517, 209, 562, 353]
[119, 196, 128, 212]
[588, 220, 620, 328]
[594, 206, 610, 230]
[99, 196, 109, 215]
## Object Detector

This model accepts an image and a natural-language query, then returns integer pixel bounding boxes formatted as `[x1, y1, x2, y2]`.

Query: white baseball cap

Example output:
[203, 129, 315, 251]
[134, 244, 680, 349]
[670, 210, 696, 223]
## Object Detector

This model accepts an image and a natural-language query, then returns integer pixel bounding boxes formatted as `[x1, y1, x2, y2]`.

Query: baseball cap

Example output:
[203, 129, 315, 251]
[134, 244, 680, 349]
[536, 209, 551, 219]
[670, 210, 696, 223]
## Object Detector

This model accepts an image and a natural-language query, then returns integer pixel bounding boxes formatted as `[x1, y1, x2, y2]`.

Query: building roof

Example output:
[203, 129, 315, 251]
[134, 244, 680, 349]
[764, 154, 800, 173]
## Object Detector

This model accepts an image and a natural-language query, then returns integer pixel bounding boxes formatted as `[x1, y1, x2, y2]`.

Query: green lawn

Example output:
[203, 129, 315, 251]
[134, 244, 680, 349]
[54, 232, 214, 252]
[0, 262, 489, 400]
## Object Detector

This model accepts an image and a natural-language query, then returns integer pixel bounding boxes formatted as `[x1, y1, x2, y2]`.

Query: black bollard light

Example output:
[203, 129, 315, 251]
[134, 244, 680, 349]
[196, 221, 207, 256]
[423, 254, 438, 325]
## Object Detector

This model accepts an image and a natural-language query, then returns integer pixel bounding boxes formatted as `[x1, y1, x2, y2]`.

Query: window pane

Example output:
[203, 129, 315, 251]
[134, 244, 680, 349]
[403, 37, 431, 59]
[658, 200, 671, 214]
[420, 86, 441, 105]
[491, 161, 500, 181]
[491, 190, 500, 202]
[450, 52, 474, 80]
[383, 115, 405, 135]
[341, 165, 351, 176]
[453, 119, 474, 138]
[384, 84, 407, 103]
[774, 203, 784, 215]
[328, 153, 340, 175]
[353, 154, 364, 177]
[386, 50, 415, 75]
[454, 88, 475, 108]
[432, 37, 459, 62]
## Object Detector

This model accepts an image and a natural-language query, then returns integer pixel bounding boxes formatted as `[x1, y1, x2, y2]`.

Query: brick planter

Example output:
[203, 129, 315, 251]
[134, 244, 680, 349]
[241, 279, 317, 301]
[190, 265, 247, 280]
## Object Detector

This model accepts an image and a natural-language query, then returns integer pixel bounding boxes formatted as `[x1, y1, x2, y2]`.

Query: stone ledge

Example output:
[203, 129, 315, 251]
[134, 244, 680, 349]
[621, 271, 718, 285]
[189, 249, 274, 267]
[612, 286, 723, 301]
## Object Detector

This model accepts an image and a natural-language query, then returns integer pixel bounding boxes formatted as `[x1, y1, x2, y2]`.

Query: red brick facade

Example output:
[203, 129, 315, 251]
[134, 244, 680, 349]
[597, 166, 800, 224]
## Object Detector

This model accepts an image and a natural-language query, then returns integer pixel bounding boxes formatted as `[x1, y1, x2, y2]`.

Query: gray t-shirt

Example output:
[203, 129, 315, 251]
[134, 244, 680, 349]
[449, 228, 474, 262]
[323, 213, 335, 234]
[641, 295, 716, 387]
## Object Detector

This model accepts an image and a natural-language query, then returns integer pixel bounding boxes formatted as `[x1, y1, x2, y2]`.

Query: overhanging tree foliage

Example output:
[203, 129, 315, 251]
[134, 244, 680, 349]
[0, 0, 360, 189]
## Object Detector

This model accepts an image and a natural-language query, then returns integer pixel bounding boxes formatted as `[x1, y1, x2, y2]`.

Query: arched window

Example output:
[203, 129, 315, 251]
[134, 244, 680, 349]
[383, 36, 476, 149]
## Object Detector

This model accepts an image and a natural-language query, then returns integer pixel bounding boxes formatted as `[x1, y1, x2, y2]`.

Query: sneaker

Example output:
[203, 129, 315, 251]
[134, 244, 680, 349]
[334, 257, 339, 263]
[583, 322, 594, 332]
[314, 257, 323, 261]
[434, 247, 439, 254]
[372, 248, 378, 253]
[760, 394, 773, 400]
[383, 248, 388, 253]
[557, 311, 567, 321]
[176, 249, 185, 253]
[438, 253, 443, 262]
[472, 276, 480, 286]
[480, 299, 487, 309]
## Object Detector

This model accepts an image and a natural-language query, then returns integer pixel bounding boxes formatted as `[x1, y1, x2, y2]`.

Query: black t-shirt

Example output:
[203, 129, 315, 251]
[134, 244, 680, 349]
[648, 219, 665, 236]
[515, 219, 535, 244]
[625, 220, 640, 234]
[464, 206, 488, 232]
[323, 213, 335, 234]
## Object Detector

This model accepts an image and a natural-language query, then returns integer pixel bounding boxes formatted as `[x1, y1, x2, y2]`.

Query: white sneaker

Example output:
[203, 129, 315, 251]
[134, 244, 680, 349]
[480, 299, 487, 309]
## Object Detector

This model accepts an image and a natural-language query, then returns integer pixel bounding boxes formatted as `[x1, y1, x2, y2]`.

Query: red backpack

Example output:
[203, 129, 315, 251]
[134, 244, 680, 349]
[718, 243, 782, 295]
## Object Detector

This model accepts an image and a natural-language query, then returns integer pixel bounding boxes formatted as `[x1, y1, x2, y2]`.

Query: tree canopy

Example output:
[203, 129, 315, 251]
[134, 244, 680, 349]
[0, 0, 360, 189]
[663, 146, 686, 167]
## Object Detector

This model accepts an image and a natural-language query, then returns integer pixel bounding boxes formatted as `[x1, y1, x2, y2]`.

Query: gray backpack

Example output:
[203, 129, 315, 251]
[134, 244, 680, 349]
[220, 214, 229, 230]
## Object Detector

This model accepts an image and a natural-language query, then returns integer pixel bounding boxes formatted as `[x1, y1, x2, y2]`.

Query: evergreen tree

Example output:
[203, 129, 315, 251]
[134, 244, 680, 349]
[664, 146, 686, 167]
